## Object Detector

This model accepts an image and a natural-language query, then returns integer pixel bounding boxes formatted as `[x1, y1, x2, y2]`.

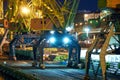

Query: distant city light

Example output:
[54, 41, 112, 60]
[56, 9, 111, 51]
[90, 21, 92, 24]
[84, 14, 88, 18]
[84, 27, 90, 37]
[3, 61, 6, 65]
[102, 19, 106, 21]
[75, 23, 78, 26]
[103, 10, 108, 14]
[84, 27, 90, 32]
[79, 22, 83, 25]
[84, 13, 99, 21]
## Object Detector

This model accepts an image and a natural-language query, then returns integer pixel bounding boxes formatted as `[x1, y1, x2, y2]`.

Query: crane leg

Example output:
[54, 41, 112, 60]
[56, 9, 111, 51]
[39, 47, 45, 69]
[9, 44, 16, 60]
[77, 44, 81, 64]
[32, 46, 37, 67]
[9, 38, 17, 61]
[67, 47, 73, 67]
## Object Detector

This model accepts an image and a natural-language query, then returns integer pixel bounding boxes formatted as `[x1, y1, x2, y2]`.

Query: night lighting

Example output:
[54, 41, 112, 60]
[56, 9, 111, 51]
[49, 37, 56, 43]
[21, 6, 30, 15]
[63, 37, 70, 44]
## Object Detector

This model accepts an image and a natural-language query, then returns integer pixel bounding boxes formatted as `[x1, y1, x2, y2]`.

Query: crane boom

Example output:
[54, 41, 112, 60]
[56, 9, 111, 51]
[3, 0, 80, 31]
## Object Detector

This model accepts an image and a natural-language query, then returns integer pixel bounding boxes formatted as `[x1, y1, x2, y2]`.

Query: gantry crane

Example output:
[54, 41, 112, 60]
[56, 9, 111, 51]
[0, 0, 81, 68]
[84, 8, 120, 80]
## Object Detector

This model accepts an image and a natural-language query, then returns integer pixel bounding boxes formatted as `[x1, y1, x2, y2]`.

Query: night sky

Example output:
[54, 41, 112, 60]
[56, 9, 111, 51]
[78, 0, 98, 11]
[57, 0, 98, 11]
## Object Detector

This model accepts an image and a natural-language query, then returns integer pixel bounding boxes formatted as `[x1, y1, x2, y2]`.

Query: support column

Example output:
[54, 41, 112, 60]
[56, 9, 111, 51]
[9, 44, 16, 60]
[67, 47, 73, 67]
[39, 47, 43, 64]
[100, 25, 114, 80]
[38, 39, 46, 69]
[84, 36, 98, 80]
[9, 35, 18, 61]
[32, 46, 37, 67]
[76, 44, 81, 64]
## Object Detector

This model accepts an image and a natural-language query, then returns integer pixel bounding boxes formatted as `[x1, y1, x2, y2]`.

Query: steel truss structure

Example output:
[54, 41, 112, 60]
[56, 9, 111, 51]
[84, 8, 120, 80]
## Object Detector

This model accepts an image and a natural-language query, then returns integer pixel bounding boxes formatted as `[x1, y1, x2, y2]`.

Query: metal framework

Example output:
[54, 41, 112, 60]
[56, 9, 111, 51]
[2, 0, 80, 31]
[31, 31, 81, 68]
[84, 8, 120, 80]
[2, 0, 120, 79]
[8, 0, 81, 68]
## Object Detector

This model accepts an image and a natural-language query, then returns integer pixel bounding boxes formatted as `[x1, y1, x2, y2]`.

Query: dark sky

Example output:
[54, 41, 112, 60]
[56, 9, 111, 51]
[57, 0, 98, 11]
[78, 0, 98, 11]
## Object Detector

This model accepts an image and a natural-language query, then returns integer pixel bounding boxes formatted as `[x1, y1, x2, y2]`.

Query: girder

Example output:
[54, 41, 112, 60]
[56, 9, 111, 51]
[84, 8, 120, 80]
[3, 0, 80, 31]
[31, 31, 81, 68]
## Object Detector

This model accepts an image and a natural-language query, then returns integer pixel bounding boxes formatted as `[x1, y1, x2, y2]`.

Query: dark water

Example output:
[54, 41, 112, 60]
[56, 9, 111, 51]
[0, 73, 15, 80]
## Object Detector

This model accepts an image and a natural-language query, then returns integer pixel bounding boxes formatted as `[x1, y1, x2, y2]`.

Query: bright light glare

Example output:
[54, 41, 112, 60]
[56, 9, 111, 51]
[84, 28, 90, 32]
[84, 28, 90, 37]
[63, 37, 70, 44]
[103, 10, 108, 14]
[49, 37, 56, 43]
[50, 31, 55, 34]
[21, 6, 30, 15]
[84, 14, 88, 17]
[66, 27, 72, 31]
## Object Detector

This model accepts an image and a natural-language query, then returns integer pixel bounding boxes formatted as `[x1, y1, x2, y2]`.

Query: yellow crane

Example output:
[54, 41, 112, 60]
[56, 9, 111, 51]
[2, 0, 79, 32]
[0, 0, 80, 56]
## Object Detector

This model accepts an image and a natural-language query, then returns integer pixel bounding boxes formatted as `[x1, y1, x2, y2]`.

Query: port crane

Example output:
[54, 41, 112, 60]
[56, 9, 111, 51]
[0, 0, 81, 68]
[1, 0, 120, 79]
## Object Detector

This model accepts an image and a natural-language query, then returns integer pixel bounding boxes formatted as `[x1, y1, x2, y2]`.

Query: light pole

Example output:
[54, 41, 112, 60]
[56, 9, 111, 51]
[84, 27, 90, 45]
[84, 27, 90, 38]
